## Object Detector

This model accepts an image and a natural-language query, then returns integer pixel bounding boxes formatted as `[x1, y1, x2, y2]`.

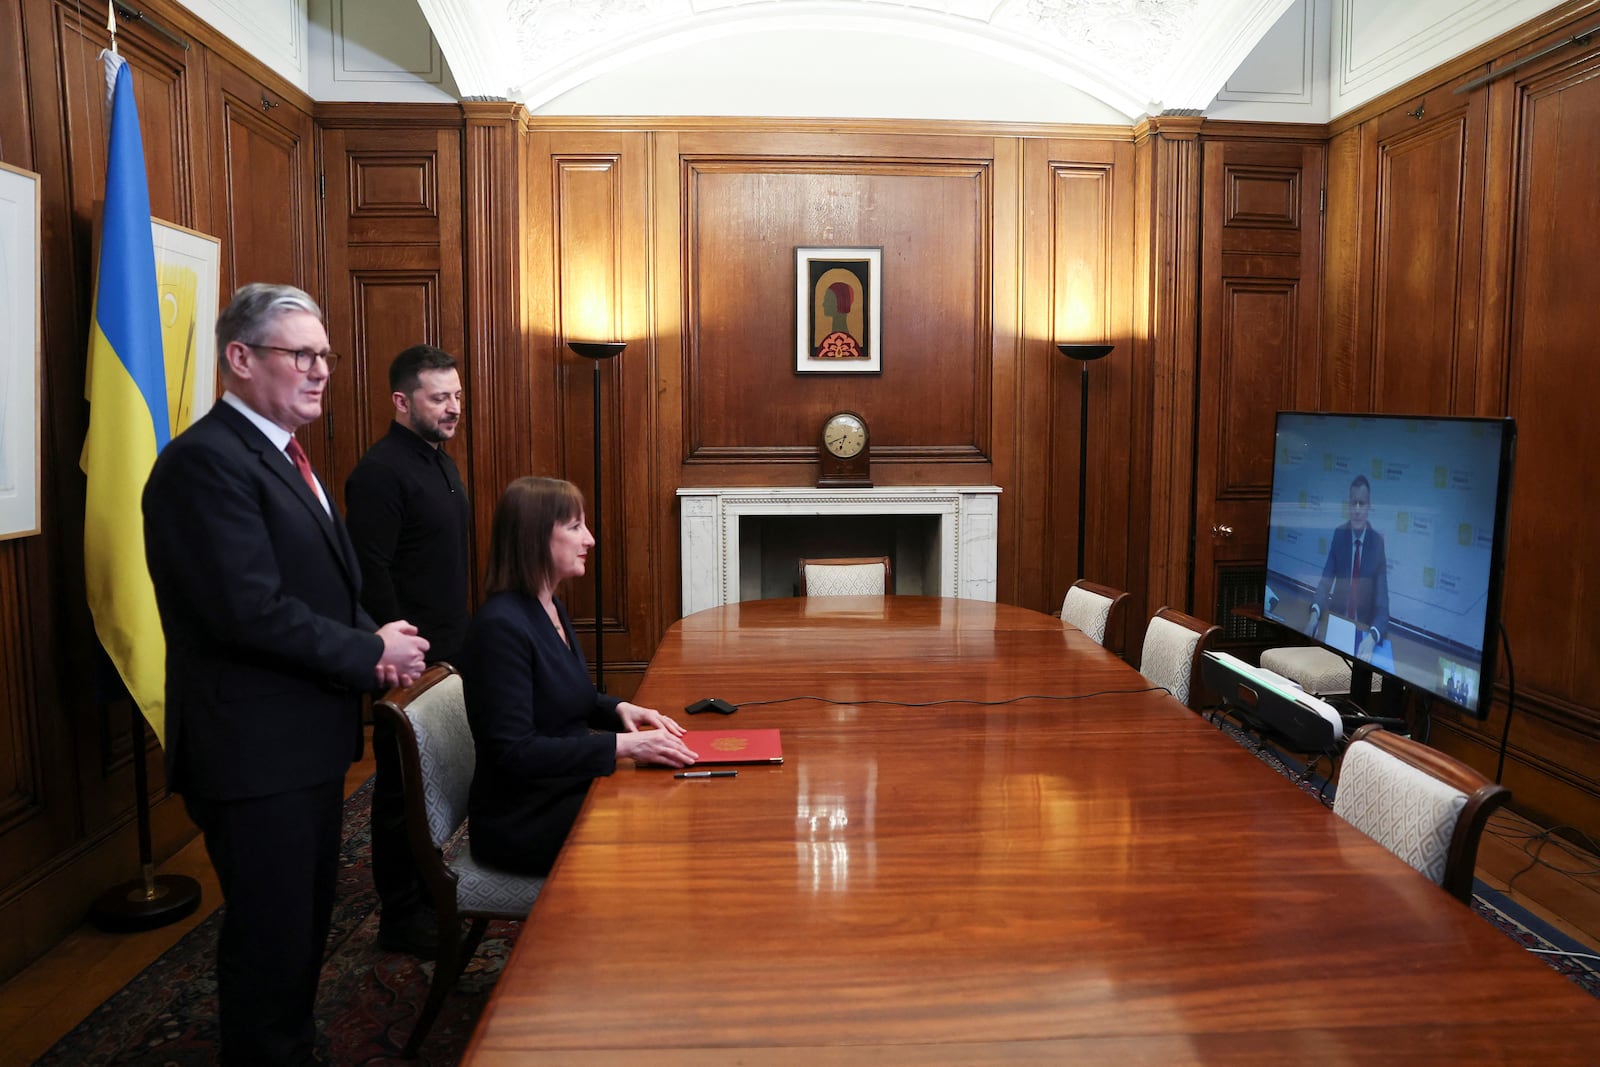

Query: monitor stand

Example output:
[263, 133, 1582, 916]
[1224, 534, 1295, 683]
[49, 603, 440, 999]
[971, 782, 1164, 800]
[1337, 661, 1408, 734]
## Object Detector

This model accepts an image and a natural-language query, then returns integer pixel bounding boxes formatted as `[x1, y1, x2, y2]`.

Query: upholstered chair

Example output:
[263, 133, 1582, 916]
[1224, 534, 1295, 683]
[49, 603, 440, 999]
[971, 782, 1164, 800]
[374, 664, 545, 1056]
[1060, 579, 1131, 653]
[1333, 724, 1510, 903]
[1136, 607, 1221, 710]
[1259, 645, 1383, 698]
[798, 556, 893, 596]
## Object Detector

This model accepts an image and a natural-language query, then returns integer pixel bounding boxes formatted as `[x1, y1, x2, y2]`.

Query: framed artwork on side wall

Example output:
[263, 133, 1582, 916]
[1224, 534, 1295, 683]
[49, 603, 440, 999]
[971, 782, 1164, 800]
[0, 161, 42, 541]
[150, 217, 222, 436]
[795, 246, 882, 374]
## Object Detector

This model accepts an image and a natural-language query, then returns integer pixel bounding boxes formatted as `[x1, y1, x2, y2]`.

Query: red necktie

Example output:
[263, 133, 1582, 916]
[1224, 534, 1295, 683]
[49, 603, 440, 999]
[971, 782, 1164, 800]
[285, 437, 319, 497]
[1348, 536, 1362, 619]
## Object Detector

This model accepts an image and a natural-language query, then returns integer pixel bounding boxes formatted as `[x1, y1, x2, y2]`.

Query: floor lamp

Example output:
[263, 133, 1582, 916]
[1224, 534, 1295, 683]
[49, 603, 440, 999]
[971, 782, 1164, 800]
[1056, 343, 1115, 580]
[567, 340, 625, 693]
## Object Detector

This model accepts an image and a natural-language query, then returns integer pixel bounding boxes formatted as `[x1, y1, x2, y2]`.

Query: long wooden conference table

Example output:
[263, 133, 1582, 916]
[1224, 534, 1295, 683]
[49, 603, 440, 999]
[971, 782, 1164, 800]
[463, 597, 1600, 1063]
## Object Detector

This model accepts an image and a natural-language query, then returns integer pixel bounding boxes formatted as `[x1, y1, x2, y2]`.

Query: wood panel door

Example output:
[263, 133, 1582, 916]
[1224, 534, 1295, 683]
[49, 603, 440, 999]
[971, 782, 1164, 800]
[319, 120, 465, 512]
[1194, 139, 1324, 652]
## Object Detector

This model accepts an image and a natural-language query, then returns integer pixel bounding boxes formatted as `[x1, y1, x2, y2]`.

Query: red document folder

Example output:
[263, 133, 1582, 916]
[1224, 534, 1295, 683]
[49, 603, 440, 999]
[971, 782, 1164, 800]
[680, 728, 783, 765]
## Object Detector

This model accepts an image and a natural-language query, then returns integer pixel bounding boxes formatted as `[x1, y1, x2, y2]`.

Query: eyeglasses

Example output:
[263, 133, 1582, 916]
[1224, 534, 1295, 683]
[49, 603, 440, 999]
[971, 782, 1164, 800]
[246, 344, 342, 373]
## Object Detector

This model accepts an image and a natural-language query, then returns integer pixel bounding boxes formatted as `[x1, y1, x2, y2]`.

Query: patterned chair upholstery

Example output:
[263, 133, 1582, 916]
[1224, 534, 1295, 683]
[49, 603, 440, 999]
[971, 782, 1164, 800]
[1259, 645, 1382, 697]
[799, 556, 893, 596]
[374, 664, 545, 1056]
[1060, 579, 1131, 653]
[1333, 724, 1510, 903]
[1137, 607, 1221, 710]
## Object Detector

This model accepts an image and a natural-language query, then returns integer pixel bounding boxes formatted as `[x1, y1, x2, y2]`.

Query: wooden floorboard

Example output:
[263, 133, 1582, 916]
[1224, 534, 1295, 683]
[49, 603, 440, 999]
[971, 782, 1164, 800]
[0, 736, 378, 1067]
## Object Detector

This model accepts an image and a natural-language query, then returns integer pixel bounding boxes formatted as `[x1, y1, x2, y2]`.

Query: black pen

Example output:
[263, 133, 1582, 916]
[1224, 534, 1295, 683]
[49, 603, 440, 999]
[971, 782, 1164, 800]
[674, 770, 737, 779]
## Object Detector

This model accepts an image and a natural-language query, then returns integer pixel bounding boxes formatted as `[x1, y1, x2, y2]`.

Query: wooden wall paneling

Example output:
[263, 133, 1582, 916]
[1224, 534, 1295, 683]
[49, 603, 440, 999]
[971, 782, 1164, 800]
[205, 58, 318, 348]
[678, 158, 993, 478]
[463, 103, 530, 595]
[0, 0, 54, 903]
[547, 137, 656, 678]
[1025, 138, 1137, 622]
[1320, 4, 1600, 844]
[989, 136, 1023, 606]
[319, 118, 465, 512]
[1131, 116, 1204, 639]
[650, 131, 687, 628]
[0, 2, 29, 166]
[1193, 139, 1324, 647]
[1365, 87, 1486, 414]
[6, 2, 91, 923]
[1320, 126, 1367, 410]
[1464, 40, 1600, 829]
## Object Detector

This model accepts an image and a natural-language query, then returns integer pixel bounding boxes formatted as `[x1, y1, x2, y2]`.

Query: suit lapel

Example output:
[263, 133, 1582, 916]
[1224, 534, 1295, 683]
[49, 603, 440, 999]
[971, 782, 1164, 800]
[212, 404, 361, 589]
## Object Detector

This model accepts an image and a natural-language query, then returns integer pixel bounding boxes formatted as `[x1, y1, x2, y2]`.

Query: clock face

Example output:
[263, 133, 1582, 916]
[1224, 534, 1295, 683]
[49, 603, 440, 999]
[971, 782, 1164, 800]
[824, 412, 867, 458]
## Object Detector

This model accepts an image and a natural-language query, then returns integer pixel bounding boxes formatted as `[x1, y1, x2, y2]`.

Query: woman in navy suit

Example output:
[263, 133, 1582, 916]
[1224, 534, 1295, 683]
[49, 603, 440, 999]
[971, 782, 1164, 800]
[461, 477, 697, 875]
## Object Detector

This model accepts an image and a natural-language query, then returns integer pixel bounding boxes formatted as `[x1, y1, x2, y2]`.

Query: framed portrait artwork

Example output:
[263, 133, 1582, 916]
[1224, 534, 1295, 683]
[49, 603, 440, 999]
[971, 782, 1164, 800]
[150, 217, 222, 435]
[795, 246, 882, 374]
[0, 162, 42, 540]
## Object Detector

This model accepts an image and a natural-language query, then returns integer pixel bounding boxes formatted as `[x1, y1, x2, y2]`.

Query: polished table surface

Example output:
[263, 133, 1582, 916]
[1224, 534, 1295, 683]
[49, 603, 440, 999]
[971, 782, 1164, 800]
[464, 598, 1600, 1064]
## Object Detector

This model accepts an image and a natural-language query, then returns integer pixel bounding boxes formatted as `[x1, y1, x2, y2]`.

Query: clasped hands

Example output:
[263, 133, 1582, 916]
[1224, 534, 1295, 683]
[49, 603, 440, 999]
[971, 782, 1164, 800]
[615, 702, 699, 767]
[375, 620, 429, 690]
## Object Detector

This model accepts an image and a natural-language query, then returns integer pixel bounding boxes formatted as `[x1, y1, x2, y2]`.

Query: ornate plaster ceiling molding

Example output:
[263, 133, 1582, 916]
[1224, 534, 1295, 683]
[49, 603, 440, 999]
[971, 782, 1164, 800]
[420, 0, 1303, 116]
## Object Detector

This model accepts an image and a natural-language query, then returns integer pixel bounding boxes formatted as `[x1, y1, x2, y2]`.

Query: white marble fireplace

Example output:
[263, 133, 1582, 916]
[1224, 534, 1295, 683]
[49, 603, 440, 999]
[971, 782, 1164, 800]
[677, 486, 1002, 615]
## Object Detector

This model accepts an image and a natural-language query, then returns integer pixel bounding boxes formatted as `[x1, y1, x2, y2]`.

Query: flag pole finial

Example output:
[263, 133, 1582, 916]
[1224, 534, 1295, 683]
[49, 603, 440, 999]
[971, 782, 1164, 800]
[107, 2, 117, 54]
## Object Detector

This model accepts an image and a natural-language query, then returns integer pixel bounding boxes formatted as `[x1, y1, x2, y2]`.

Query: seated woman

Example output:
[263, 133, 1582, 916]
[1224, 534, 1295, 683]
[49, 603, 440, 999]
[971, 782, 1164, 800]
[461, 476, 697, 875]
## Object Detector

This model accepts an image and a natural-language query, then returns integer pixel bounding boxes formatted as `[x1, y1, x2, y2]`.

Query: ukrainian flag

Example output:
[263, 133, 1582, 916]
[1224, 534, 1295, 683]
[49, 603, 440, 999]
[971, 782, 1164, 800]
[82, 51, 171, 745]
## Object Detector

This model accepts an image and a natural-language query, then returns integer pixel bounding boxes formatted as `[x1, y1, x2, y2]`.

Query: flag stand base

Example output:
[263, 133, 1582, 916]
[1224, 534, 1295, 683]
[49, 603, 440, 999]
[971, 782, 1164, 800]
[89, 872, 201, 932]
[90, 702, 203, 933]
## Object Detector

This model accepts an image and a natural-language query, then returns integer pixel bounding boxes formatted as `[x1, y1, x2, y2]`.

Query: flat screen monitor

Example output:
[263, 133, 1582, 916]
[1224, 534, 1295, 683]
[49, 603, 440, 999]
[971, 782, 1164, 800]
[1262, 412, 1516, 719]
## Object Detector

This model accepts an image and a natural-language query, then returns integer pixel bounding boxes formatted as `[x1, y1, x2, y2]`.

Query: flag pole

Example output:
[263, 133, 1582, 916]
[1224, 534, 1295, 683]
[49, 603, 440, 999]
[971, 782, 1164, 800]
[90, 704, 200, 931]
[83, 37, 199, 932]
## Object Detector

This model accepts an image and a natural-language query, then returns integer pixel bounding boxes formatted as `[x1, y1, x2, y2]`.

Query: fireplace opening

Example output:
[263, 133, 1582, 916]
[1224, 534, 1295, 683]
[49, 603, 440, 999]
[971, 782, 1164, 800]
[739, 514, 940, 600]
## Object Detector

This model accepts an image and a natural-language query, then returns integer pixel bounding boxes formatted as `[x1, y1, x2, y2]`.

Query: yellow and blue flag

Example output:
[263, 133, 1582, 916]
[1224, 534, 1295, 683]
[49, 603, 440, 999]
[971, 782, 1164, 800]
[82, 50, 171, 744]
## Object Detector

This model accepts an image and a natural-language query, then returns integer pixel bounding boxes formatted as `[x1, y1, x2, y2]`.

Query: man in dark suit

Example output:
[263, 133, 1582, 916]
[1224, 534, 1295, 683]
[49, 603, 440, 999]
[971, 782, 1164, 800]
[143, 283, 429, 1066]
[1306, 473, 1390, 660]
[344, 344, 470, 957]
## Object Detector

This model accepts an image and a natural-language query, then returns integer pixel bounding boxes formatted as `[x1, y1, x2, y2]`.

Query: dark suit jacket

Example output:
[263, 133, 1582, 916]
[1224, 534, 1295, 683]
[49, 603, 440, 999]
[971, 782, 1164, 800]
[143, 400, 383, 801]
[461, 591, 623, 875]
[1312, 522, 1391, 640]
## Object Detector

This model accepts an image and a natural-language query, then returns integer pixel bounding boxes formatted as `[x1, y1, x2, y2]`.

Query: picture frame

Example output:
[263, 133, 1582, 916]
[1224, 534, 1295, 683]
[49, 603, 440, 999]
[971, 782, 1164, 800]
[0, 162, 42, 540]
[150, 217, 222, 435]
[795, 246, 882, 374]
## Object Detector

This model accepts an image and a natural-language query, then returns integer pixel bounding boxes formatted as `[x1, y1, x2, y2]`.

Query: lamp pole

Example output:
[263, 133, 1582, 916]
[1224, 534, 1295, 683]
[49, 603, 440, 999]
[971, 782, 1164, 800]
[566, 340, 626, 692]
[1056, 344, 1115, 580]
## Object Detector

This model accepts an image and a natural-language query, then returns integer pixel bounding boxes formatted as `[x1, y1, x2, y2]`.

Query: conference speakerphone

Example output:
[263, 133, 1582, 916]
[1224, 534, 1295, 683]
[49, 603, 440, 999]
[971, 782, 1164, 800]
[1202, 652, 1344, 754]
[685, 697, 737, 715]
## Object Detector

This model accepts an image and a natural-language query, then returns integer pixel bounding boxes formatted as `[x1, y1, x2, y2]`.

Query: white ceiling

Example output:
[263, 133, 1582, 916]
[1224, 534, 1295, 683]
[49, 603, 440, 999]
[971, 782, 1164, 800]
[181, 0, 1570, 122]
[422, 0, 1298, 117]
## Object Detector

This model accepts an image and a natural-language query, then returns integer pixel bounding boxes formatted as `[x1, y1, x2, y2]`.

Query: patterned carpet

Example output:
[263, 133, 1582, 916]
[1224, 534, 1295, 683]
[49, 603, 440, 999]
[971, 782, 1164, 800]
[34, 780, 516, 1066]
[36, 730, 1600, 1064]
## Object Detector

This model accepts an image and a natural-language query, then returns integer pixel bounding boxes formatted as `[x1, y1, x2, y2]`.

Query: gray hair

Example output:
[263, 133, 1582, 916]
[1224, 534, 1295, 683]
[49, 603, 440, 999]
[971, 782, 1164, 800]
[216, 284, 324, 373]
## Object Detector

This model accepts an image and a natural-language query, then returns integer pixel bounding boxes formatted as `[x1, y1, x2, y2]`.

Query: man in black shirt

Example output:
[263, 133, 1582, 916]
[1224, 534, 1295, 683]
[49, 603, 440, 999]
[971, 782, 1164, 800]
[345, 344, 470, 957]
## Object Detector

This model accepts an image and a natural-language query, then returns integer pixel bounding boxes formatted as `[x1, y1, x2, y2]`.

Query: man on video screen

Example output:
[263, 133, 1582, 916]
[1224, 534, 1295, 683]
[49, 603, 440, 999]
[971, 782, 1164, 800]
[1305, 474, 1390, 659]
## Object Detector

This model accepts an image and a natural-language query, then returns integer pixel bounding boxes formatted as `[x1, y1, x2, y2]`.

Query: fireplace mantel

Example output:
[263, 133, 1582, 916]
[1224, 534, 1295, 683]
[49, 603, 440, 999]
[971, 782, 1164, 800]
[677, 486, 1001, 615]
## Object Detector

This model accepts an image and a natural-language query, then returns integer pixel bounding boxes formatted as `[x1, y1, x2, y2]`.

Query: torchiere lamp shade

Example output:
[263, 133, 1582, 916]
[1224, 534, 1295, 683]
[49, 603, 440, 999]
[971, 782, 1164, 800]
[567, 340, 626, 360]
[1056, 343, 1114, 363]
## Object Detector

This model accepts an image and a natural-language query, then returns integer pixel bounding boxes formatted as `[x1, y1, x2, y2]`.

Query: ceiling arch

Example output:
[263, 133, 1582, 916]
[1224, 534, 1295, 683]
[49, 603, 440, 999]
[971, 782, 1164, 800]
[418, 0, 1300, 119]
